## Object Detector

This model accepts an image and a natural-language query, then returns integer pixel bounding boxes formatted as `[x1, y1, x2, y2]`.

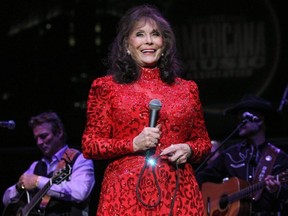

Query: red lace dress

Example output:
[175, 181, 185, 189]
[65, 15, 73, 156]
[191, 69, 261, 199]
[82, 67, 211, 216]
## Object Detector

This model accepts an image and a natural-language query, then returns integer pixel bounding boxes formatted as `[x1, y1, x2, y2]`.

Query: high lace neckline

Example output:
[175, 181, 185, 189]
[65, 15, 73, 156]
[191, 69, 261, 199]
[140, 67, 160, 81]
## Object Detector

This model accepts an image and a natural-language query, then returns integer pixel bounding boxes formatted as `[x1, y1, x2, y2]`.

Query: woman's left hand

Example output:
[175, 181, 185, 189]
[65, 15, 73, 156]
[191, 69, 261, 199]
[160, 144, 191, 164]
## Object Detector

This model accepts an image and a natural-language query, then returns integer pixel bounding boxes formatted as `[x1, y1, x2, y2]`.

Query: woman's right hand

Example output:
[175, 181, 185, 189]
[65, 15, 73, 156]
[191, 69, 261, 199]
[133, 124, 161, 152]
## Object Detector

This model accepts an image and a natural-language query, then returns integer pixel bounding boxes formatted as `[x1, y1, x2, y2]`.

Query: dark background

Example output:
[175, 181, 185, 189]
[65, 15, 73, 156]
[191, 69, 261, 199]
[1, 0, 288, 215]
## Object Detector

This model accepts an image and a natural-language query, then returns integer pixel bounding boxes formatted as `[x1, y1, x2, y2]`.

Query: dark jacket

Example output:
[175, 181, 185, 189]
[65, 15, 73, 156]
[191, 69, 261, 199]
[196, 141, 288, 214]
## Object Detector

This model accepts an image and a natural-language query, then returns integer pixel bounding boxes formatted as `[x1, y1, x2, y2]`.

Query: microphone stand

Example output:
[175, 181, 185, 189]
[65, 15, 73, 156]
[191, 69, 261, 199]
[195, 120, 247, 174]
[278, 83, 288, 112]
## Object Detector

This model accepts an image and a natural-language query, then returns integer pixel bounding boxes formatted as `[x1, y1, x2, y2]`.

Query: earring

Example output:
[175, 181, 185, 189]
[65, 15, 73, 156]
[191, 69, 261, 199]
[161, 53, 164, 56]
[127, 50, 131, 55]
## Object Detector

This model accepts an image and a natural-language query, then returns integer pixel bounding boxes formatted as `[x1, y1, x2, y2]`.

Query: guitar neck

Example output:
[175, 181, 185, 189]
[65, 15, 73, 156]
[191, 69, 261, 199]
[21, 179, 53, 216]
[228, 180, 265, 203]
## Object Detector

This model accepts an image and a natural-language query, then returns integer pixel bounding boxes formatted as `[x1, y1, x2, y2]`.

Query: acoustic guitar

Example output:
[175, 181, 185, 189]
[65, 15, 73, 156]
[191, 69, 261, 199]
[201, 169, 288, 216]
[2, 164, 71, 216]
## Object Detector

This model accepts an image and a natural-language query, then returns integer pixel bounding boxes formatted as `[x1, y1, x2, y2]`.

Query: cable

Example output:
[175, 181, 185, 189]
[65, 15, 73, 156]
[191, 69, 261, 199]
[169, 162, 179, 216]
[136, 155, 161, 208]
[136, 153, 180, 215]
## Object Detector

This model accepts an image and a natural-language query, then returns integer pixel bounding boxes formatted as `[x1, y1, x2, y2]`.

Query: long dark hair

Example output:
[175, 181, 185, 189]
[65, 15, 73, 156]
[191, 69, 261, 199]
[106, 4, 182, 84]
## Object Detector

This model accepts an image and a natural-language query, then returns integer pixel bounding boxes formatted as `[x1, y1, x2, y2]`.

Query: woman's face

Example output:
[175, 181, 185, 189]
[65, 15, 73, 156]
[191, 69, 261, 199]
[127, 19, 164, 67]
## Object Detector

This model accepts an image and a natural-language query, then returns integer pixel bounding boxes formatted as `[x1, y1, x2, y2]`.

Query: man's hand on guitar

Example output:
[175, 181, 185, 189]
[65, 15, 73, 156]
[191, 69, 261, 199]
[18, 174, 40, 191]
[265, 175, 281, 194]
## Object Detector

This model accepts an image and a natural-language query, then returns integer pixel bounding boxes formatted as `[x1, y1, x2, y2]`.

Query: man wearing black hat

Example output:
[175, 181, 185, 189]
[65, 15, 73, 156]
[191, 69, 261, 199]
[196, 95, 288, 216]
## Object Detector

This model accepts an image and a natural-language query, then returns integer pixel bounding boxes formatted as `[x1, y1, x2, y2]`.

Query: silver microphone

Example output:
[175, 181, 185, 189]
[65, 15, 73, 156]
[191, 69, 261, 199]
[242, 112, 259, 122]
[0, 120, 16, 129]
[147, 99, 162, 158]
[148, 99, 162, 127]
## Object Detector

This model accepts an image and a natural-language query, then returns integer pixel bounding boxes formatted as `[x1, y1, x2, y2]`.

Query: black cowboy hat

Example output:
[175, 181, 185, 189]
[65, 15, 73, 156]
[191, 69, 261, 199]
[223, 94, 276, 116]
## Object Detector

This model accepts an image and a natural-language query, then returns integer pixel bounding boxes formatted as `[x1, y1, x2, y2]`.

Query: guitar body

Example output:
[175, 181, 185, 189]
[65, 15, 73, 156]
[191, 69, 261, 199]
[2, 192, 26, 216]
[2, 164, 71, 216]
[201, 177, 251, 216]
[2, 191, 44, 216]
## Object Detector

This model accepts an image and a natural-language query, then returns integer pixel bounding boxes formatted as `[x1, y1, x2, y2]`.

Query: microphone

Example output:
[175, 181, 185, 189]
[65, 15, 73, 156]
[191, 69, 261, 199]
[147, 99, 162, 158]
[0, 120, 16, 130]
[149, 99, 162, 127]
[242, 112, 259, 122]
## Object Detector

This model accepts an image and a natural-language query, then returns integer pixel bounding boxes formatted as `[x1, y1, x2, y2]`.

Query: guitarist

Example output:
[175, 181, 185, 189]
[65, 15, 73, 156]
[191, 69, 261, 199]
[196, 95, 288, 216]
[2, 112, 95, 216]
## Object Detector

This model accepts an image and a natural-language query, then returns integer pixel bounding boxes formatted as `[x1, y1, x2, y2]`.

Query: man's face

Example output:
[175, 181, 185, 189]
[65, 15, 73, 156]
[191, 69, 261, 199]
[33, 122, 63, 159]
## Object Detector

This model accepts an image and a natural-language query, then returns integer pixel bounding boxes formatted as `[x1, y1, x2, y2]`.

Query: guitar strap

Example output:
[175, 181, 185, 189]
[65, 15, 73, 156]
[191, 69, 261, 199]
[55, 148, 81, 172]
[38, 148, 81, 209]
[252, 143, 280, 201]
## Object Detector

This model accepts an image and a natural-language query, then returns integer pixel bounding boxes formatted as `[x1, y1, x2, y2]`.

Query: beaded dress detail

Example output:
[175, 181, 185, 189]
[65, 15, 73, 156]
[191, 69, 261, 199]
[82, 67, 211, 215]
